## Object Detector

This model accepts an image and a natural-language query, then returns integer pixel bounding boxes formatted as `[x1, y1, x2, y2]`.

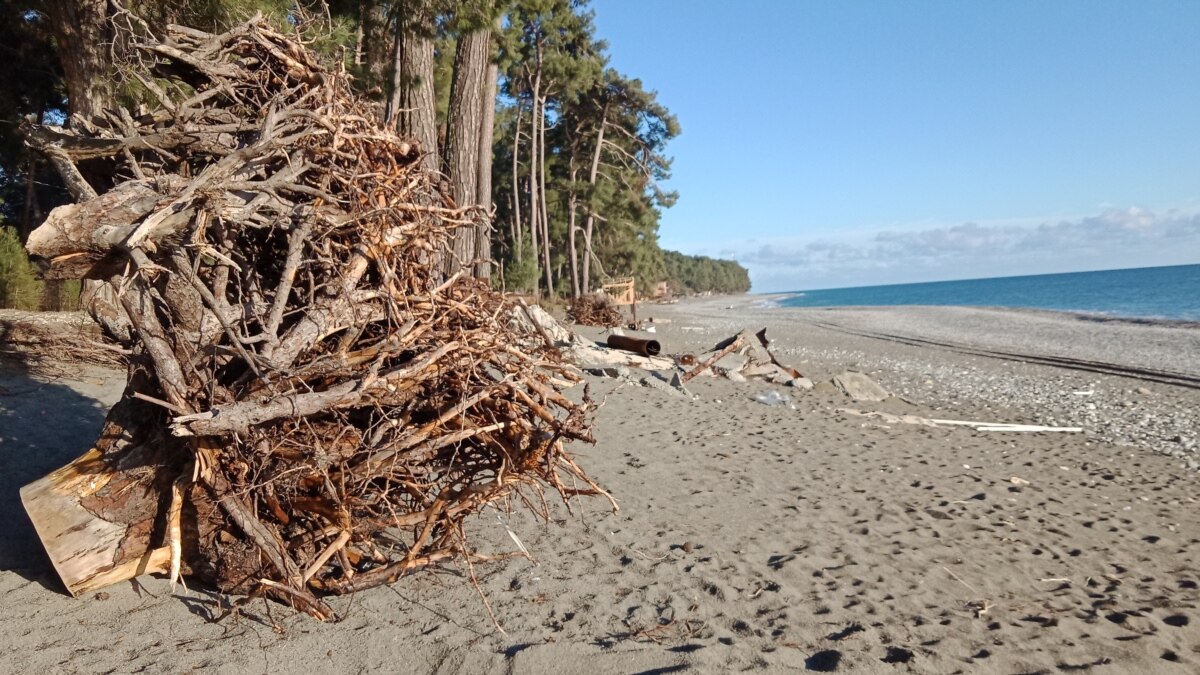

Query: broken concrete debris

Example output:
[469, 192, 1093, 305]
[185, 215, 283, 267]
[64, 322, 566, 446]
[548, 316, 892, 405]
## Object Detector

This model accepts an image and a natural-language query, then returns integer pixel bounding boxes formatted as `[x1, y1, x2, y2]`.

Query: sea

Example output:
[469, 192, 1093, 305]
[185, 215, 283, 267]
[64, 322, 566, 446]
[776, 264, 1200, 322]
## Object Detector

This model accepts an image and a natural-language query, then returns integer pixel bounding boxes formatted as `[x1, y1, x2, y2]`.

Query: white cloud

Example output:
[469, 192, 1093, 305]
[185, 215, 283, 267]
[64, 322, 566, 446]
[722, 207, 1200, 292]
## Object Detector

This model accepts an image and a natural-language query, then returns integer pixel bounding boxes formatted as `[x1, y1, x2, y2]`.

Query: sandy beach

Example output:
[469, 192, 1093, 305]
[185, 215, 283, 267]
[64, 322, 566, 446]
[2, 300, 1198, 673]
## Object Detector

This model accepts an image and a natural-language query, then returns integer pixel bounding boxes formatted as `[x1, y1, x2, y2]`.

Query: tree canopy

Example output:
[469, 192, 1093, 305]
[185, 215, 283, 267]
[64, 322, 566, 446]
[0, 0, 751, 308]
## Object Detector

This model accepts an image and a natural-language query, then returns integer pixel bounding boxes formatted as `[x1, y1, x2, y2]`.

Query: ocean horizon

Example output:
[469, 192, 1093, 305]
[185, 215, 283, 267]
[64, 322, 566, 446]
[774, 263, 1200, 322]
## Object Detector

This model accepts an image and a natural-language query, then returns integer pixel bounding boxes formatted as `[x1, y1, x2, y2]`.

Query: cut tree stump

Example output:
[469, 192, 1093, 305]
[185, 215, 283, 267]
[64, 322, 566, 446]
[20, 447, 170, 595]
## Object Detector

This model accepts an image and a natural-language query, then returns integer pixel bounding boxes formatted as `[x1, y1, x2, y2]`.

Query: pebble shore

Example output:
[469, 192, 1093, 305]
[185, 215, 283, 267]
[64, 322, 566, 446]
[643, 299, 1200, 468]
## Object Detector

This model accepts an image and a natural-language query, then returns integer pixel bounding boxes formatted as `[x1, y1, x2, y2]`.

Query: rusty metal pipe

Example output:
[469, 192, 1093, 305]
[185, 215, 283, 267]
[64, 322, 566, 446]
[606, 335, 661, 357]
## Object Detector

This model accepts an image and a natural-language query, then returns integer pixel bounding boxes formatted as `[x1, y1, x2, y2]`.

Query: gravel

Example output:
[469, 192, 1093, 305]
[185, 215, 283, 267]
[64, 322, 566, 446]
[639, 298, 1200, 467]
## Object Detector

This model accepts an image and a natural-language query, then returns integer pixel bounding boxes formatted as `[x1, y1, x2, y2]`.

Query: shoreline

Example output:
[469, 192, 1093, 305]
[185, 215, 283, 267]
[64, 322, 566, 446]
[658, 296, 1200, 375]
[736, 292, 1200, 328]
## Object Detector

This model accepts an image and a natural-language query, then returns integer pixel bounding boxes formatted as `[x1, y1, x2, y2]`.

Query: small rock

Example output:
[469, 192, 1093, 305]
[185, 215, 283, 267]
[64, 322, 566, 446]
[1136, 386, 1152, 396]
[813, 381, 839, 394]
[638, 375, 685, 397]
[669, 370, 692, 396]
[725, 370, 747, 383]
[788, 376, 814, 390]
[586, 366, 630, 379]
[765, 368, 795, 384]
[682, 541, 695, 553]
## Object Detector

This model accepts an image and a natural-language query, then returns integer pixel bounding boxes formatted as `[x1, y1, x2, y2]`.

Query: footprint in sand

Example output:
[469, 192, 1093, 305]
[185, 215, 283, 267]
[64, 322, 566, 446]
[1162, 614, 1189, 627]
[804, 650, 841, 671]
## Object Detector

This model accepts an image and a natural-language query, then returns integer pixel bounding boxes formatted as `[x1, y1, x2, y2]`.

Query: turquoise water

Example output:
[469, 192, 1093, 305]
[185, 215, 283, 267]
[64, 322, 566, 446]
[778, 264, 1200, 322]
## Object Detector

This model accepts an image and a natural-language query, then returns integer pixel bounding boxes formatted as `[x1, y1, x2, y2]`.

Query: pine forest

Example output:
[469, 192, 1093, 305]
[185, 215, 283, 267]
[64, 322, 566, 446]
[0, 0, 751, 308]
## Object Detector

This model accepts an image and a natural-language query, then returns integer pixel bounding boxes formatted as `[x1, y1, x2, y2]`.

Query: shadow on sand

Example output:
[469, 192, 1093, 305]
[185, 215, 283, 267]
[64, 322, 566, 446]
[0, 324, 116, 591]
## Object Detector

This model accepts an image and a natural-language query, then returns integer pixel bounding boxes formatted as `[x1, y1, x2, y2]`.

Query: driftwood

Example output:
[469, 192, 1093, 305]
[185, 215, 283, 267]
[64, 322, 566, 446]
[755, 328, 801, 379]
[0, 313, 125, 370]
[22, 16, 612, 617]
[681, 332, 746, 383]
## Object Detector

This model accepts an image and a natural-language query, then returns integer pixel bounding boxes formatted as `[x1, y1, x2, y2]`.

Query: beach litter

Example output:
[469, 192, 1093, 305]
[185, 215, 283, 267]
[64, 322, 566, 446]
[19, 17, 613, 617]
[937, 421, 1084, 433]
[606, 334, 662, 356]
[838, 408, 1083, 433]
[753, 390, 790, 406]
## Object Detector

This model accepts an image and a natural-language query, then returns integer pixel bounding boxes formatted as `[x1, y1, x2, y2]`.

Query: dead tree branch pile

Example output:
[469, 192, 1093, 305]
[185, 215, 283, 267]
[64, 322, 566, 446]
[23, 17, 612, 619]
[567, 294, 623, 327]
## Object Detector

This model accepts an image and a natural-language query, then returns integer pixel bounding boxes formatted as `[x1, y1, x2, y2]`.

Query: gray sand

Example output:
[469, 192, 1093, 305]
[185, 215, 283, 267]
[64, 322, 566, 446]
[1, 302, 1198, 673]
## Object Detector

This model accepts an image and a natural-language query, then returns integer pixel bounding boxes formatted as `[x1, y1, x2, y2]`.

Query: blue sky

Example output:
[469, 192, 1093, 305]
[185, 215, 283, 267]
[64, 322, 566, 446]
[591, 1, 1200, 292]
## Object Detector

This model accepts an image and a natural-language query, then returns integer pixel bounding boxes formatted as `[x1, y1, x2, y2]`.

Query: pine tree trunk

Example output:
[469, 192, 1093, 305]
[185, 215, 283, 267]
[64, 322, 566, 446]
[21, 160, 40, 240]
[42, 0, 111, 122]
[387, 0, 438, 172]
[538, 95, 553, 294]
[583, 225, 595, 294]
[581, 112, 607, 294]
[528, 82, 542, 291]
[511, 105, 523, 260]
[473, 42, 498, 280]
[443, 25, 490, 276]
[41, 0, 123, 327]
[568, 187, 580, 297]
[361, 3, 391, 95]
[354, 18, 365, 66]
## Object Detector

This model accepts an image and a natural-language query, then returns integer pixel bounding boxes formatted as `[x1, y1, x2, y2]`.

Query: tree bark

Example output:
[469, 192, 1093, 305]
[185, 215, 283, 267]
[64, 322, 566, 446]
[21, 160, 40, 240]
[442, 23, 491, 276]
[360, 2, 391, 93]
[386, 0, 438, 172]
[40, 0, 127, 334]
[511, 104, 523, 260]
[528, 81, 542, 291]
[42, 0, 112, 122]
[538, 95, 553, 294]
[581, 110, 608, 295]
[567, 168, 580, 297]
[20, 363, 182, 597]
[473, 30, 499, 280]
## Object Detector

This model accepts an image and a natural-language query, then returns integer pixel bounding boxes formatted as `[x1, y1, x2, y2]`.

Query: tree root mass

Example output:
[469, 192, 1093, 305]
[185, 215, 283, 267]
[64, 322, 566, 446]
[24, 16, 611, 619]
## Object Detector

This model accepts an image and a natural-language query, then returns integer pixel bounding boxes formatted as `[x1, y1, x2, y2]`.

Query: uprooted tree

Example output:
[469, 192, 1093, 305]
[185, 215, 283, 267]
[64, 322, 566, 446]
[21, 16, 612, 620]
